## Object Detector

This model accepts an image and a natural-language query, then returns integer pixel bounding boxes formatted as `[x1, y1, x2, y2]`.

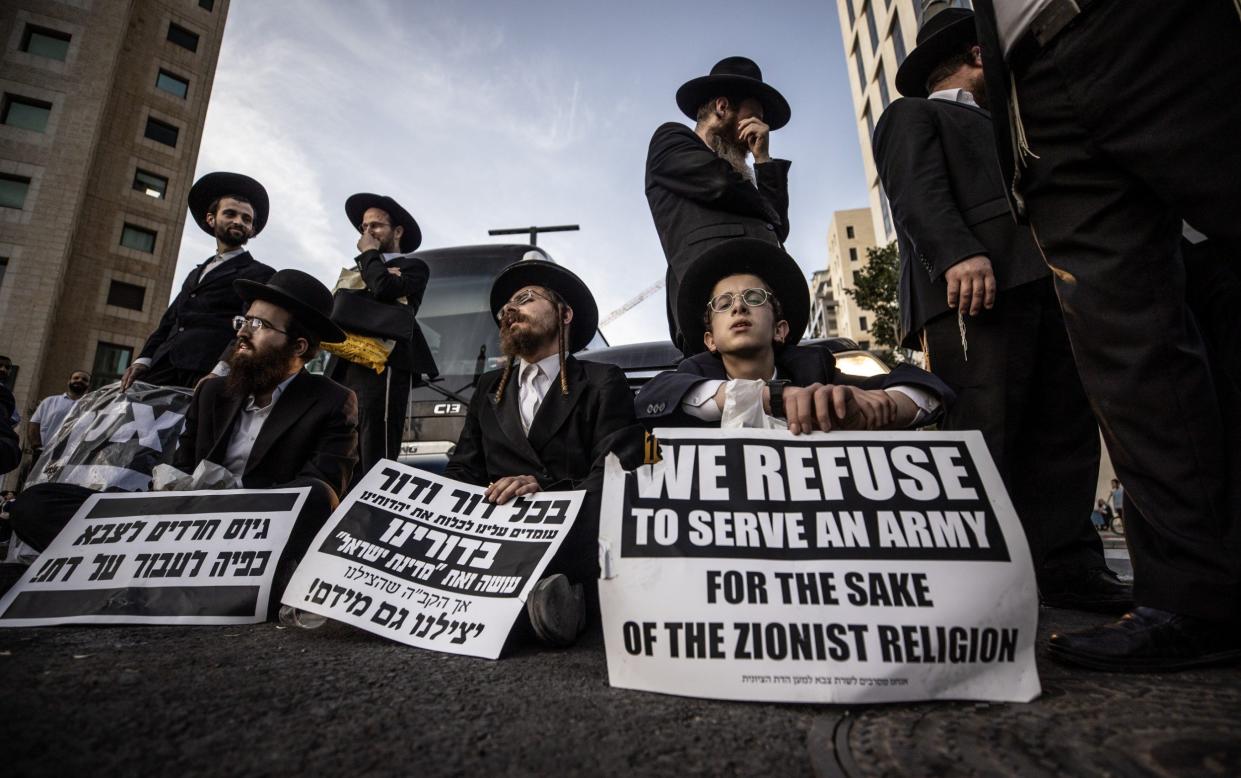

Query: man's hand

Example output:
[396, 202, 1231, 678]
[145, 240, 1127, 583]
[944, 255, 995, 315]
[386, 267, 402, 276]
[357, 232, 382, 254]
[120, 362, 149, 391]
[484, 475, 542, 505]
[737, 117, 771, 163]
[194, 373, 219, 394]
[780, 384, 908, 434]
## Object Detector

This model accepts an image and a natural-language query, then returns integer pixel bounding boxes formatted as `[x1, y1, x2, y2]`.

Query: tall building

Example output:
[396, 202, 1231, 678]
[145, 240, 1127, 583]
[824, 208, 878, 348]
[835, 1, 972, 245]
[807, 269, 836, 340]
[0, 0, 229, 427]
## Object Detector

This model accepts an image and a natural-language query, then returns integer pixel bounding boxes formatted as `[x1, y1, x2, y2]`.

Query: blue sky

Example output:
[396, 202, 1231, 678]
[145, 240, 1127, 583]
[176, 0, 869, 344]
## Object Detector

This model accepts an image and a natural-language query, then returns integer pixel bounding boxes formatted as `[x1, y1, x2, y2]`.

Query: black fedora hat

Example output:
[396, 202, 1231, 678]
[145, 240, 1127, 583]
[235, 269, 346, 344]
[489, 259, 598, 354]
[677, 238, 809, 354]
[894, 5, 978, 98]
[188, 172, 269, 238]
[676, 56, 791, 131]
[345, 193, 422, 254]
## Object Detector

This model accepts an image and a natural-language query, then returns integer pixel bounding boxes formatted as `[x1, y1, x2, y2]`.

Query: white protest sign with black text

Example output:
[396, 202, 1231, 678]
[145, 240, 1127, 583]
[599, 429, 1040, 704]
[0, 488, 306, 626]
[282, 460, 583, 659]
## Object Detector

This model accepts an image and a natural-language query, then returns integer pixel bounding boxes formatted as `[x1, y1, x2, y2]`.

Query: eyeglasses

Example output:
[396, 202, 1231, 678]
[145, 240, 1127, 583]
[360, 221, 393, 232]
[233, 315, 288, 335]
[496, 289, 556, 321]
[707, 287, 775, 313]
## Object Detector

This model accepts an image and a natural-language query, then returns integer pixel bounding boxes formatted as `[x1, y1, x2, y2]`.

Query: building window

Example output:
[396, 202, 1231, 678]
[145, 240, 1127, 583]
[155, 69, 190, 99]
[0, 257, 7, 289]
[91, 343, 133, 389]
[846, 226, 855, 239]
[880, 185, 894, 237]
[878, 63, 891, 109]
[852, 45, 866, 92]
[863, 105, 875, 142]
[860, 316, 869, 331]
[849, 247, 859, 262]
[144, 116, 179, 147]
[120, 224, 157, 253]
[133, 169, 169, 199]
[853, 271, 862, 285]
[892, 14, 908, 64]
[20, 25, 71, 61]
[864, 1, 880, 54]
[167, 23, 199, 52]
[845, 0, 856, 27]
[199, 0, 215, 9]
[107, 280, 146, 311]
[859, 339, 871, 350]
[0, 174, 31, 209]
[1, 94, 53, 133]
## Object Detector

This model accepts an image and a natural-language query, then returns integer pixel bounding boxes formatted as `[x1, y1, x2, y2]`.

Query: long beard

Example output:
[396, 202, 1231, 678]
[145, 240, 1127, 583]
[498, 313, 558, 360]
[225, 340, 296, 398]
[710, 131, 755, 185]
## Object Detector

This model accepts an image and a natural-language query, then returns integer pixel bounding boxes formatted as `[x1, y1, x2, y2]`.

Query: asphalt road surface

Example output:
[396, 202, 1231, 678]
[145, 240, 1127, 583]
[2, 542, 1237, 778]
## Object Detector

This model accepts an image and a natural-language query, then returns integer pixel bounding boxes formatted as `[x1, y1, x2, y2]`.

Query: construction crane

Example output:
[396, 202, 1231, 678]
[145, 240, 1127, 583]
[601, 277, 665, 327]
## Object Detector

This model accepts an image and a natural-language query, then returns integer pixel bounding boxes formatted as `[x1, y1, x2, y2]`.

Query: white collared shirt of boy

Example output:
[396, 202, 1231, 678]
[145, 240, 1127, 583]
[681, 376, 939, 428]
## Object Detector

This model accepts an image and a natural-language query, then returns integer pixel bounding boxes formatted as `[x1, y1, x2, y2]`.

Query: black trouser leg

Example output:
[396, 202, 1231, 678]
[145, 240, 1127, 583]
[923, 279, 1103, 585]
[1014, 0, 1241, 621]
[340, 363, 411, 493]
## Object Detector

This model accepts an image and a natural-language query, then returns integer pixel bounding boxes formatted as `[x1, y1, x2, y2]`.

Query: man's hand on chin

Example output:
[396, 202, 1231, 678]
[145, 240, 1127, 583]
[484, 474, 542, 504]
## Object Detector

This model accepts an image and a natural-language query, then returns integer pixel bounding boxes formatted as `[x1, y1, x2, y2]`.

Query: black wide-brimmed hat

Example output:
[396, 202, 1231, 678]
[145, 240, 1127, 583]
[895, 5, 977, 98]
[188, 172, 269, 238]
[345, 193, 422, 254]
[677, 238, 810, 353]
[235, 269, 346, 344]
[676, 56, 791, 131]
[489, 259, 599, 354]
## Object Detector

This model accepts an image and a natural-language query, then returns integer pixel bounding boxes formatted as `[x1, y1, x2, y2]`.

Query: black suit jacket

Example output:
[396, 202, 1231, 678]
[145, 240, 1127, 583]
[173, 370, 359, 500]
[351, 250, 437, 378]
[444, 357, 641, 495]
[633, 345, 954, 428]
[645, 122, 792, 344]
[140, 252, 276, 373]
[873, 97, 1048, 348]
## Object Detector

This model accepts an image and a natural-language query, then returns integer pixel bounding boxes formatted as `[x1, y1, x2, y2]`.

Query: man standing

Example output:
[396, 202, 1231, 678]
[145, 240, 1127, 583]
[444, 259, 641, 647]
[122, 172, 276, 390]
[26, 370, 90, 457]
[329, 193, 434, 491]
[972, 0, 1241, 670]
[636, 239, 951, 431]
[872, 5, 1126, 613]
[646, 56, 792, 353]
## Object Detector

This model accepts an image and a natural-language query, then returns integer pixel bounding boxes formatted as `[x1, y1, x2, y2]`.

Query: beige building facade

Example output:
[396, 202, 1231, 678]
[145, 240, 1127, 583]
[0, 0, 228, 432]
[822, 208, 879, 348]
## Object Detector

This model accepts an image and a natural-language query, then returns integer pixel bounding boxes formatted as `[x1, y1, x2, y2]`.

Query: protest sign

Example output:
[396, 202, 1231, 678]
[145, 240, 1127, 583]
[598, 428, 1040, 704]
[26, 382, 193, 492]
[0, 488, 306, 626]
[282, 461, 583, 659]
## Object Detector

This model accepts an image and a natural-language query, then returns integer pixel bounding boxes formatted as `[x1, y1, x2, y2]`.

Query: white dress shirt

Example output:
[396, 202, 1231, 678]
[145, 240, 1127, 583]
[516, 353, 561, 434]
[221, 372, 298, 481]
[928, 87, 982, 109]
[681, 373, 939, 426]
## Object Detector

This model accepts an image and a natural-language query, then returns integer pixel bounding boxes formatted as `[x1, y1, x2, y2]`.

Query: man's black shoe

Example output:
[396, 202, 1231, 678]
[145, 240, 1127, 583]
[527, 573, 586, 648]
[1040, 566, 1133, 614]
[1049, 607, 1241, 672]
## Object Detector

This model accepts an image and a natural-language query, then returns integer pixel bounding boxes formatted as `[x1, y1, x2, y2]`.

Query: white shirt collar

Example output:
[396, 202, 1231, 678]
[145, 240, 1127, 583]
[518, 352, 562, 384]
[215, 246, 247, 262]
[382, 251, 407, 263]
[927, 87, 981, 109]
[243, 371, 299, 413]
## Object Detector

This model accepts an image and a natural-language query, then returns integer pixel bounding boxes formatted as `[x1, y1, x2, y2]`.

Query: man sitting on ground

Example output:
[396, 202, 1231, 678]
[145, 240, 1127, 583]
[444, 259, 642, 647]
[636, 239, 953, 431]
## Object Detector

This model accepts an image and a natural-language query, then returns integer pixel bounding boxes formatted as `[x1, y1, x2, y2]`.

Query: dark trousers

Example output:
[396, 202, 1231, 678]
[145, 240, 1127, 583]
[922, 278, 1104, 586]
[1014, 0, 1241, 621]
[144, 363, 207, 390]
[332, 361, 411, 493]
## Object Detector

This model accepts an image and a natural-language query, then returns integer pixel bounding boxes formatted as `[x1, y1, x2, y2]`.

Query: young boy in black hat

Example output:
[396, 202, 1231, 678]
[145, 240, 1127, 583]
[646, 56, 793, 353]
[123, 172, 276, 391]
[636, 239, 952, 432]
[444, 259, 642, 647]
